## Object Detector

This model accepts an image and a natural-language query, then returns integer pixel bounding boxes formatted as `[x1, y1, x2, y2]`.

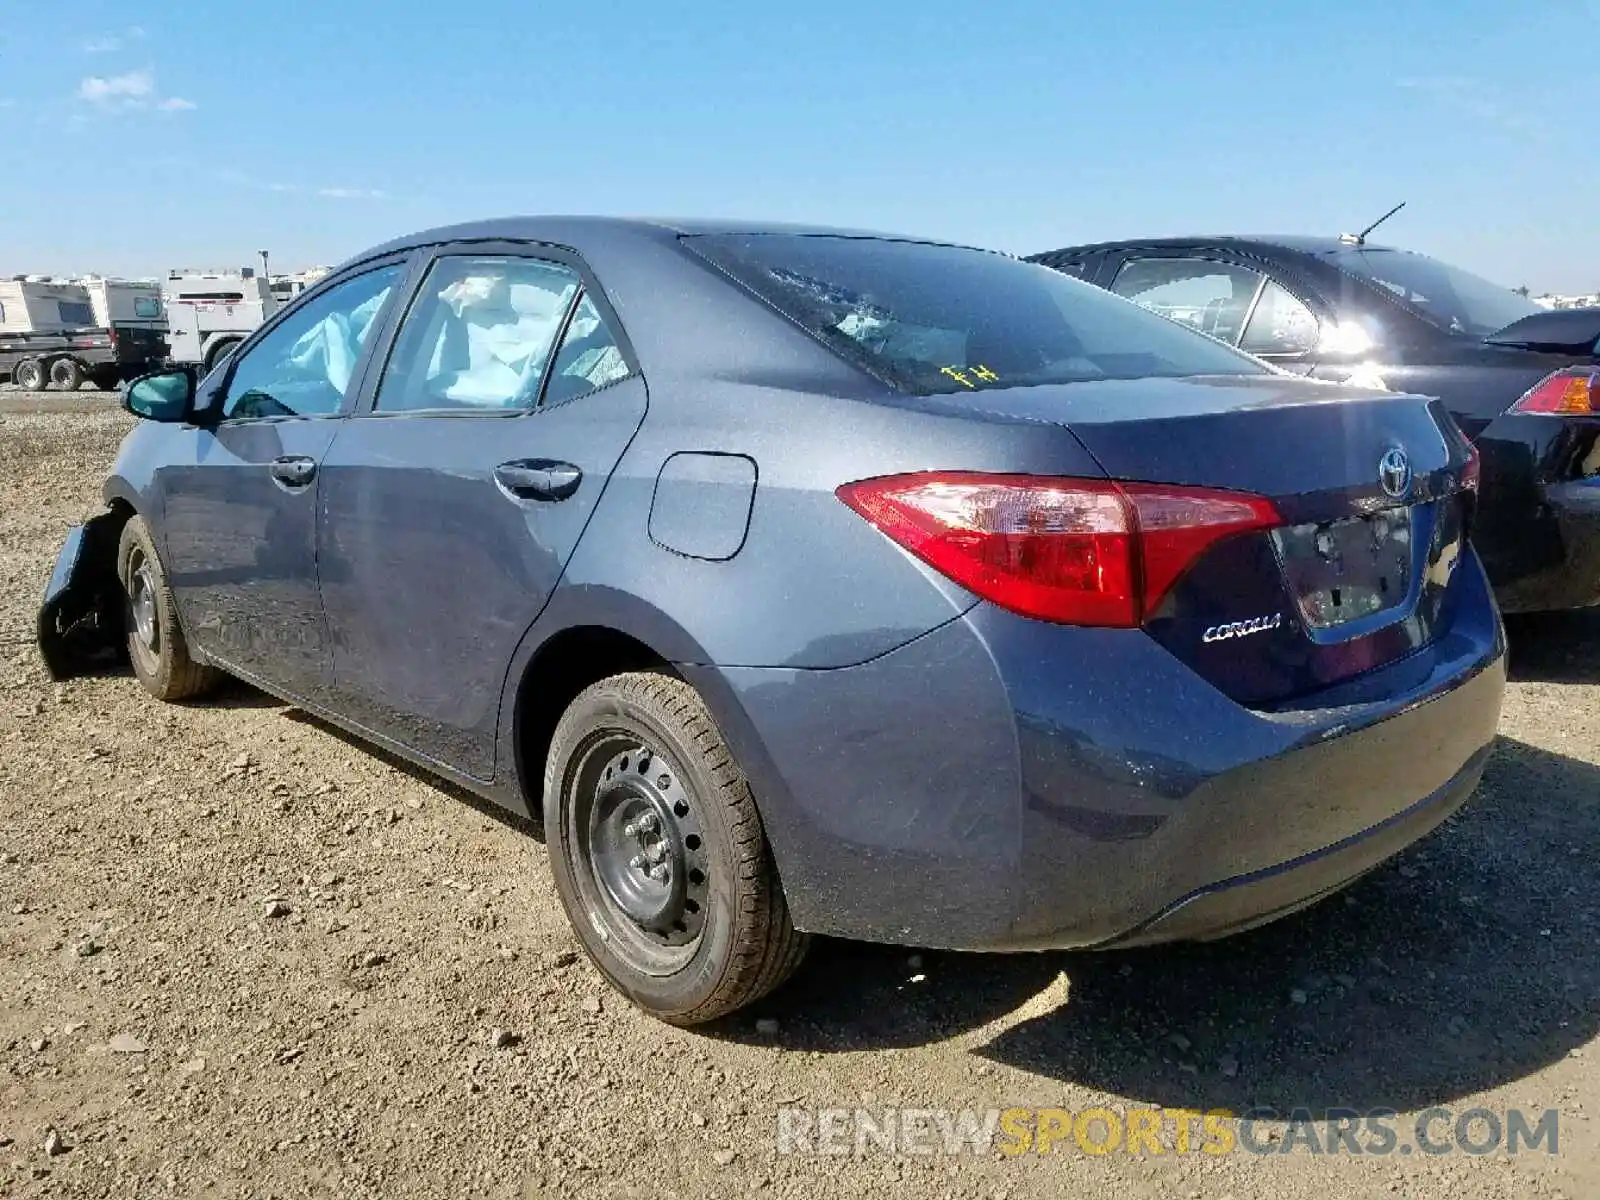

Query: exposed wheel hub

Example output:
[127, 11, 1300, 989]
[585, 743, 708, 946]
[129, 557, 159, 652]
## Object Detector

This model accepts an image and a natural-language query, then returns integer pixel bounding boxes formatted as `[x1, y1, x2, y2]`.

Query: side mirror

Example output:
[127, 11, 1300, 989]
[123, 367, 198, 423]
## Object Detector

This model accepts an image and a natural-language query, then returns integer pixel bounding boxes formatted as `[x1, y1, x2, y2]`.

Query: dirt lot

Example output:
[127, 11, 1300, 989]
[1, 388, 1596, 1199]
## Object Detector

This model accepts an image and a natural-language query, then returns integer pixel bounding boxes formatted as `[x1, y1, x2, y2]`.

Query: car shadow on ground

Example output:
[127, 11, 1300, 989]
[1505, 608, 1600, 684]
[272, 704, 542, 839]
[726, 735, 1600, 1114]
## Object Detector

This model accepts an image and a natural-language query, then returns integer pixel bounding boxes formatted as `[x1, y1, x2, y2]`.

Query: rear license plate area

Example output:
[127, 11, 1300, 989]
[1272, 505, 1415, 630]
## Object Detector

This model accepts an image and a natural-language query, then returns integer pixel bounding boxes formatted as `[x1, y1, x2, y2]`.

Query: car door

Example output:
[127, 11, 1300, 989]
[316, 244, 647, 779]
[158, 259, 411, 701]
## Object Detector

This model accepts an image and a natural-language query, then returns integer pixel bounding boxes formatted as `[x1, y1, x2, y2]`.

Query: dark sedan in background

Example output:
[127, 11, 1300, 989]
[39, 219, 1501, 1023]
[1029, 235, 1600, 612]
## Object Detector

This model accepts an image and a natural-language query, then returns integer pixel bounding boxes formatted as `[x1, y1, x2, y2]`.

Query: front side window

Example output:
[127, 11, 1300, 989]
[1110, 258, 1265, 345]
[685, 235, 1265, 396]
[1239, 280, 1320, 356]
[374, 256, 581, 412]
[221, 265, 401, 420]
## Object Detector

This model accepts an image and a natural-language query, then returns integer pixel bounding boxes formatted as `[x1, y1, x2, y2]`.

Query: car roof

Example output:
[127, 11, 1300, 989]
[1030, 234, 1402, 260]
[354, 216, 986, 264]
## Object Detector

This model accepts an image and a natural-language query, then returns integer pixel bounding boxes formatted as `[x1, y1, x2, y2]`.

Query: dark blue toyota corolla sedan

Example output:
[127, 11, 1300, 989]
[38, 218, 1505, 1024]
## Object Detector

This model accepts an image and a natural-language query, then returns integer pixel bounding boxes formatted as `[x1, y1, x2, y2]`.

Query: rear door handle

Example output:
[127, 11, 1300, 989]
[494, 459, 583, 501]
[270, 455, 317, 488]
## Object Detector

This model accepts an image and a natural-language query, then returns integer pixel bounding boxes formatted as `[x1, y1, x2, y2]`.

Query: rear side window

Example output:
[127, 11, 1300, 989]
[1239, 280, 1320, 356]
[684, 234, 1266, 396]
[1110, 258, 1265, 345]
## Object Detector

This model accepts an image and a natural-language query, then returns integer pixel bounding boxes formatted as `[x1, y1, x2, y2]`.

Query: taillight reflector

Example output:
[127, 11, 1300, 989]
[1461, 443, 1481, 493]
[1509, 368, 1598, 415]
[835, 472, 1282, 628]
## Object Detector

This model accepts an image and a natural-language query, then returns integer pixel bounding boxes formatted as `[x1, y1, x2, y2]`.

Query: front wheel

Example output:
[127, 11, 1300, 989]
[544, 672, 809, 1025]
[204, 339, 241, 374]
[117, 517, 222, 702]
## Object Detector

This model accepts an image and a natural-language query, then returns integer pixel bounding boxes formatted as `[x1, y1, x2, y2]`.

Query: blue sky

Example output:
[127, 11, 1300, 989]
[3, 0, 1596, 290]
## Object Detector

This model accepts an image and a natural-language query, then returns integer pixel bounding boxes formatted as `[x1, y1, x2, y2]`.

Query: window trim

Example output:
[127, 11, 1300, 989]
[350, 239, 640, 420]
[204, 252, 420, 425]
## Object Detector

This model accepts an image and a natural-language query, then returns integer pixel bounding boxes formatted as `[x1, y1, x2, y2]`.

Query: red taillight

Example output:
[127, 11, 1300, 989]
[835, 472, 1281, 628]
[1508, 368, 1598, 415]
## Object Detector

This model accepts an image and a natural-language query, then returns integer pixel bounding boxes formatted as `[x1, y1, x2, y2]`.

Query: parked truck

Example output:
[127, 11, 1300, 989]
[0, 277, 166, 390]
[161, 267, 278, 373]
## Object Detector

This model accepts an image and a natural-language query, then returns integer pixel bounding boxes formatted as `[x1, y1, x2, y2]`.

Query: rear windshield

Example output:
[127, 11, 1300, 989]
[683, 234, 1268, 395]
[1330, 247, 1541, 338]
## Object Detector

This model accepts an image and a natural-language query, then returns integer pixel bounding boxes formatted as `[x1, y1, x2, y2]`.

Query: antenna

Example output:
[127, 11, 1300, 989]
[1340, 201, 1406, 246]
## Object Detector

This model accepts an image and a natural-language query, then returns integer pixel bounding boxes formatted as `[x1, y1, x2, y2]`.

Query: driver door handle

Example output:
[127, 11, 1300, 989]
[270, 456, 317, 488]
[494, 459, 583, 501]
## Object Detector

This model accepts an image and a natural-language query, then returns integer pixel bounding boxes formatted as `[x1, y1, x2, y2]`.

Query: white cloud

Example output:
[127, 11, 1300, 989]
[77, 71, 193, 114]
[217, 172, 390, 202]
[78, 70, 154, 104]
[318, 186, 388, 200]
[83, 26, 146, 53]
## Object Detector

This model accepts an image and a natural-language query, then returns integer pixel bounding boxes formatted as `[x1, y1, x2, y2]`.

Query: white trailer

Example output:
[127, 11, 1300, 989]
[0, 279, 97, 334]
[0, 277, 164, 390]
[80, 278, 166, 332]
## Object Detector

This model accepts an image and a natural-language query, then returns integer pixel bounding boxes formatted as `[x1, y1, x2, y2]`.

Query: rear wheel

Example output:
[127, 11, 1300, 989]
[13, 359, 45, 390]
[93, 369, 123, 391]
[49, 357, 85, 391]
[544, 672, 809, 1025]
[117, 517, 222, 702]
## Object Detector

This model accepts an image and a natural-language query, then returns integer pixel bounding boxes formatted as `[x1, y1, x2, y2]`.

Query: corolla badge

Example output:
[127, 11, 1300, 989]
[1202, 612, 1283, 643]
[1378, 446, 1412, 500]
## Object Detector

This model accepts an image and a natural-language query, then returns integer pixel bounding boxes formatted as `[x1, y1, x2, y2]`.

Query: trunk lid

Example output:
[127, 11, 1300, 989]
[953, 374, 1479, 706]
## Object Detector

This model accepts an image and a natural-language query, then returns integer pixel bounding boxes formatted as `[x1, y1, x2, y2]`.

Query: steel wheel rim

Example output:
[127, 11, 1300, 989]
[128, 552, 159, 653]
[568, 731, 710, 975]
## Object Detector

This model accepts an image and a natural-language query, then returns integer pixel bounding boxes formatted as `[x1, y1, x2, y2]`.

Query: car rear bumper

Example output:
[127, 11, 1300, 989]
[1492, 476, 1600, 612]
[1477, 414, 1600, 613]
[690, 551, 1506, 951]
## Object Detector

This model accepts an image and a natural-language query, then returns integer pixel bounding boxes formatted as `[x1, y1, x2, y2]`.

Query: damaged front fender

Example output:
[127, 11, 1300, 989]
[37, 510, 126, 680]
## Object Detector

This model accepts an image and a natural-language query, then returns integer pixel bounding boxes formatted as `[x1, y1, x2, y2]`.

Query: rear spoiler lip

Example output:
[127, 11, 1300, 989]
[1482, 306, 1600, 355]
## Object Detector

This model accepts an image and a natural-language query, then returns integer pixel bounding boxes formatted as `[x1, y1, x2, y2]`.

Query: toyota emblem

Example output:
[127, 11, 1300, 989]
[1378, 446, 1412, 500]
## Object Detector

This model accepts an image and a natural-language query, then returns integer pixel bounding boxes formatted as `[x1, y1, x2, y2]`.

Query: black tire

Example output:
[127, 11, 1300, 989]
[544, 671, 809, 1025]
[94, 370, 123, 392]
[49, 357, 85, 391]
[204, 340, 241, 373]
[116, 516, 222, 702]
[13, 359, 45, 391]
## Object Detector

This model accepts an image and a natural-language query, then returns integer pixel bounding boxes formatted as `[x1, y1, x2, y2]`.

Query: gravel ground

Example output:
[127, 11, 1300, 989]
[0, 388, 1596, 1199]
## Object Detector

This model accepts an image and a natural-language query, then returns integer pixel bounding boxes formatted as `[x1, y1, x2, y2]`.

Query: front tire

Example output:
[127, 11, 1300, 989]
[544, 672, 809, 1025]
[204, 339, 241, 374]
[117, 517, 222, 702]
